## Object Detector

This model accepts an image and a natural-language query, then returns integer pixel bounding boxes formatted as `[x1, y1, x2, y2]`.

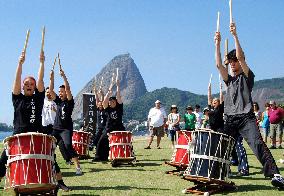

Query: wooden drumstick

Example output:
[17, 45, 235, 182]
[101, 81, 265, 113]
[57, 53, 62, 71]
[116, 68, 119, 81]
[216, 11, 220, 32]
[52, 56, 57, 71]
[229, 0, 233, 23]
[225, 38, 228, 55]
[41, 26, 45, 53]
[99, 76, 104, 90]
[23, 29, 30, 54]
[209, 73, 213, 84]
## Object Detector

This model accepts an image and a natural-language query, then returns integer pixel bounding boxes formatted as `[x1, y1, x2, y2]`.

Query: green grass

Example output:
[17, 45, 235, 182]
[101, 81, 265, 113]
[1, 136, 284, 195]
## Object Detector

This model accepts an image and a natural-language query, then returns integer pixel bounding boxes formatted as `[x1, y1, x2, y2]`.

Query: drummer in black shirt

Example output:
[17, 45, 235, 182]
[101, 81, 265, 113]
[49, 67, 82, 175]
[92, 73, 125, 161]
[215, 22, 284, 188]
[0, 51, 70, 191]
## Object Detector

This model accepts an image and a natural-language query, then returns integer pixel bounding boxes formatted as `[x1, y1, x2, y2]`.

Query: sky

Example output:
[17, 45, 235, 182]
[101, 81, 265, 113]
[0, 0, 284, 125]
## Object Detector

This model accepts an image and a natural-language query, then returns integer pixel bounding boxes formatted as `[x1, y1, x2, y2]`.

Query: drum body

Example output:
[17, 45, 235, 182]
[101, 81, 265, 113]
[183, 129, 235, 182]
[72, 130, 91, 156]
[4, 132, 56, 193]
[170, 130, 191, 167]
[109, 131, 134, 160]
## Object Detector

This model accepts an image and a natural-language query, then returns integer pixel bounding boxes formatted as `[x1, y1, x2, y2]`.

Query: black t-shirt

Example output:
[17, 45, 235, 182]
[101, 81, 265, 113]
[208, 103, 224, 131]
[97, 109, 107, 129]
[53, 96, 74, 131]
[12, 89, 45, 134]
[224, 69, 255, 115]
[105, 103, 125, 132]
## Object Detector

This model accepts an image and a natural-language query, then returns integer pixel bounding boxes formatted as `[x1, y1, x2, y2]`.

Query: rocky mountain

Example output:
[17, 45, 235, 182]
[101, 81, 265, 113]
[72, 53, 147, 120]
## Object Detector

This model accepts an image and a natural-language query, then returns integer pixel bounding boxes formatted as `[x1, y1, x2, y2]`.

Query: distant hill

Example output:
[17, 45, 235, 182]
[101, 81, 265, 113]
[123, 77, 284, 122]
[72, 53, 147, 120]
[0, 123, 13, 132]
[123, 87, 208, 122]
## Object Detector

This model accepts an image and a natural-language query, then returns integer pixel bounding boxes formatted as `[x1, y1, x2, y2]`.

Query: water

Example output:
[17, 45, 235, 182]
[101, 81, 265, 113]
[0, 131, 12, 141]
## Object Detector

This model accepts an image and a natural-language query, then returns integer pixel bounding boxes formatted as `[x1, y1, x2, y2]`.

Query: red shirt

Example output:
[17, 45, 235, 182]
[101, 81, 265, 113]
[268, 107, 284, 124]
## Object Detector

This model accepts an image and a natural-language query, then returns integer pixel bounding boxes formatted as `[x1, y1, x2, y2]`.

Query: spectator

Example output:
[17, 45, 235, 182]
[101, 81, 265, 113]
[261, 102, 270, 143]
[194, 104, 203, 129]
[268, 101, 284, 149]
[166, 105, 180, 149]
[184, 106, 196, 131]
[145, 100, 167, 149]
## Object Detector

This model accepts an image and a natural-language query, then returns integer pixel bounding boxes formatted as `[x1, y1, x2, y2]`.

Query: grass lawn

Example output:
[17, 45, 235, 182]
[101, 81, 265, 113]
[1, 136, 284, 195]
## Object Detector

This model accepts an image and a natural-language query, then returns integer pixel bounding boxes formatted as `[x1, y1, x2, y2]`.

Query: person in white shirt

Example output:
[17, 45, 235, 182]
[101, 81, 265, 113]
[145, 100, 167, 149]
[42, 87, 71, 165]
[194, 104, 203, 129]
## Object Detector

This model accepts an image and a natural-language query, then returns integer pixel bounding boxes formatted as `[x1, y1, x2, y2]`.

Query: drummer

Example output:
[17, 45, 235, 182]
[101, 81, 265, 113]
[91, 82, 108, 161]
[42, 86, 72, 165]
[49, 67, 82, 175]
[0, 51, 70, 191]
[214, 22, 284, 188]
[93, 74, 125, 161]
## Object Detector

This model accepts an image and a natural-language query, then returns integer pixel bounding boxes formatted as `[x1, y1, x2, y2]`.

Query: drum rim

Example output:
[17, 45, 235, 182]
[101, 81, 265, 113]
[3, 132, 57, 143]
[193, 128, 235, 140]
[109, 131, 131, 134]
[73, 129, 92, 134]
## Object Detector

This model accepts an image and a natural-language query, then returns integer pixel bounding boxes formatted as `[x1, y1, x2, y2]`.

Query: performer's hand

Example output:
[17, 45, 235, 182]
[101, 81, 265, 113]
[230, 22, 237, 36]
[223, 55, 229, 66]
[116, 78, 120, 86]
[40, 51, 45, 63]
[19, 52, 25, 65]
[214, 32, 221, 46]
[59, 69, 66, 77]
[208, 82, 211, 90]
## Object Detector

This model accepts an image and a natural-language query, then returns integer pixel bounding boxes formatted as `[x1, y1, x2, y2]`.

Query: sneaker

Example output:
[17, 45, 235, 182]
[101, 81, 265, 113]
[144, 146, 151, 149]
[270, 146, 277, 149]
[271, 174, 284, 188]
[57, 181, 71, 192]
[157, 146, 161, 149]
[66, 161, 74, 165]
[76, 168, 82, 175]
[278, 145, 283, 149]
[236, 170, 249, 177]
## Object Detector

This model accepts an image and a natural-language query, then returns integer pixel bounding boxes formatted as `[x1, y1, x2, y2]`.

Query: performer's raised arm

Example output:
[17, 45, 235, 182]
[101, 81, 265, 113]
[13, 53, 25, 95]
[93, 79, 103, 106]
[219, 82, 224, 103]
[49, 69, 56, 100]
[208, 82, 212, 106]
[37, 51, 45, 92]
[103, 80, 114, 109]
[230, 22, 249, 77]
[214, 32, 228, 82]
[60, 69, 72, 101]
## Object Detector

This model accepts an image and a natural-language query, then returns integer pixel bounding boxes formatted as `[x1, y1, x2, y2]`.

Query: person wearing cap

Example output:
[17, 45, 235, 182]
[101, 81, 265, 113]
[215, 22, 284, 188]
[145, 100, 167, 149]
[268, 101, 284, 149]
[183, 106, 196, 131]
[166, 105, 180, 149]
[201, 108, 210, 129]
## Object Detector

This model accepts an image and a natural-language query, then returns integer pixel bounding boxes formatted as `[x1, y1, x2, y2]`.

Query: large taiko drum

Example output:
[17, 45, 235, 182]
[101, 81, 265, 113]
[72, 130, 92, 156]
[3, 132, 57, 194]
[108, 131, 135, 161]
[170, 130, 192, 168]
[183, 128, 235, 183]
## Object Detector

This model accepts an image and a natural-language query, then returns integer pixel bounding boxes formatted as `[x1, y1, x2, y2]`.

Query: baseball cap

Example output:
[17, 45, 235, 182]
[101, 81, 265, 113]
[155, 100, 161, 104]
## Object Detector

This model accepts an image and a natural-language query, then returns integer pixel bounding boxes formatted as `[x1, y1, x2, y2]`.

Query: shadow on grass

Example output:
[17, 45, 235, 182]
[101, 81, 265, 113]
[236, 184, 276, 192]
[69, 185, 170, 191]
[136, 162, 162, 167]
[142, 159, 168, 162]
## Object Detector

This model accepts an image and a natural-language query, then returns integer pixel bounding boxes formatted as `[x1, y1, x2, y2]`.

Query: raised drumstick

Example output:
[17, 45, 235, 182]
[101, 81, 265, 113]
[41, 26, 45, 53]
[52, 56, 57, 71]
[57, 53, 62, 70]
[23, 29, 30, 54]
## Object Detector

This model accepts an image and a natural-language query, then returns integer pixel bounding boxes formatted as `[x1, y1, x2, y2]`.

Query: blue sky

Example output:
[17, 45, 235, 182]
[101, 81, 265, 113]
[0, 0, 283, 124]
